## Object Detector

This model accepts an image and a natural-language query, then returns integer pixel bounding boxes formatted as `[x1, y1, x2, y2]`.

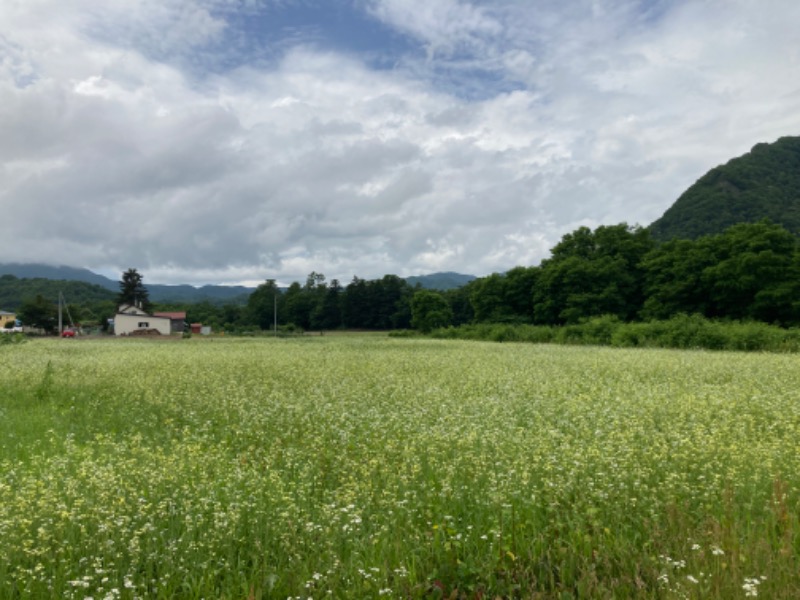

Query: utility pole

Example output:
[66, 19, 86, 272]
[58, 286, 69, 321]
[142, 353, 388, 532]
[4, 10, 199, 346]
[274, 293, 277, 337]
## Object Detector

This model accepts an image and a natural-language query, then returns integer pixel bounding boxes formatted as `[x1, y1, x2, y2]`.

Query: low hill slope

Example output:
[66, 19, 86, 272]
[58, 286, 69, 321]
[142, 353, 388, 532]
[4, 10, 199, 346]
[0, 275, 115, 311]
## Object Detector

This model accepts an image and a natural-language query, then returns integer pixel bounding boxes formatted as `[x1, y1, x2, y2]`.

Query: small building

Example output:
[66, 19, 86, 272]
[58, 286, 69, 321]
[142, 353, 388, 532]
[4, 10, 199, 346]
[114, 304, 172, 336]
[0, 310, 16, 329]
[153, 311, 187, 334]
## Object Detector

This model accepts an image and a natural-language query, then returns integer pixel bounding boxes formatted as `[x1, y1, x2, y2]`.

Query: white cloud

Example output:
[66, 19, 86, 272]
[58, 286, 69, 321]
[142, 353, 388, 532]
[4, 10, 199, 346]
[1, 0, 800, 285]
[365, 0, 503, 59]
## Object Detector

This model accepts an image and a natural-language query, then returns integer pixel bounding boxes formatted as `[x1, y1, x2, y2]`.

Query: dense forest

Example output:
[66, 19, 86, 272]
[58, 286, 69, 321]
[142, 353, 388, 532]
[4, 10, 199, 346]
[0, 264, 255, 304]
[149, 219, 800, 332]
[0, 275, 115, 312]
[649, 135, 800, 240]
[7, 220, 800, 334]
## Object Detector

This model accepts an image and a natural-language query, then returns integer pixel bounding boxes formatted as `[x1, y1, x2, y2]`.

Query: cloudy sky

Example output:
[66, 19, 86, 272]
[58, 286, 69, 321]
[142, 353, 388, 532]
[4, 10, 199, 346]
[1, 0, 799, 286]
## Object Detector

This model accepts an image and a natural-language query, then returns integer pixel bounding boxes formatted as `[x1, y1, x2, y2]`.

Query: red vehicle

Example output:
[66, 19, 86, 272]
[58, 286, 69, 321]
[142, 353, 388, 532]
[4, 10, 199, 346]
[61, 329, 76, 338]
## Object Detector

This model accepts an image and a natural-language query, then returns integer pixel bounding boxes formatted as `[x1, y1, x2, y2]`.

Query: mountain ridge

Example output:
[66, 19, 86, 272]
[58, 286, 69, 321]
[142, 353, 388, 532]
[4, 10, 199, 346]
[0, 263, 477, 304]
[649, 135, 800, 240]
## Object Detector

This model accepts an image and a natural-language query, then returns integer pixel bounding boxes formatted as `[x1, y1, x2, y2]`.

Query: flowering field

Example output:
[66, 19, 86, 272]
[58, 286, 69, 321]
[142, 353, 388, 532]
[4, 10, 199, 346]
[2, 337, 799, 599]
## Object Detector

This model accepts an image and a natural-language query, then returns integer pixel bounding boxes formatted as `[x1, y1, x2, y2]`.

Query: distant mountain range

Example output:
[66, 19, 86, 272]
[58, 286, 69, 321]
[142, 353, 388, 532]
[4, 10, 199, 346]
[0, 263, 476, 306]
[406, 272, 476, 290]
[0, 264, 254, 304]
[649, 135, 800, 240]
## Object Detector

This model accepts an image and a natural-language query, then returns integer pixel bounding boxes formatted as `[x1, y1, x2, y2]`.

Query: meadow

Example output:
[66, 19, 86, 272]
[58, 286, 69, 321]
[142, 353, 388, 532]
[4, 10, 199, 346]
[1, 336, 799, 599]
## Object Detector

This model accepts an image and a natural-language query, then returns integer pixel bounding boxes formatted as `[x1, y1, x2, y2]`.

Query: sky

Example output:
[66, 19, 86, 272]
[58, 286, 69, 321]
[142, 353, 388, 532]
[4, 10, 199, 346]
[1, 0, 799, 287]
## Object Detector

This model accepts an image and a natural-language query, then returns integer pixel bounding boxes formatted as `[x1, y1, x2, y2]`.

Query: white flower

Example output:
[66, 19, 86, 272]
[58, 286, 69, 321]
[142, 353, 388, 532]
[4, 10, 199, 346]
[743, 577, 762, 597]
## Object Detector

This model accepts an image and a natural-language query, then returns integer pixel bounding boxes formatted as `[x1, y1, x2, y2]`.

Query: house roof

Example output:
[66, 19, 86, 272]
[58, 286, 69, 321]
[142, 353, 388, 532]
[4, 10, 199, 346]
[115, 313, 171, 323]
[117, 304, 149, 316]
[0, 310, 15, 316]
[154, 311, 187, 320]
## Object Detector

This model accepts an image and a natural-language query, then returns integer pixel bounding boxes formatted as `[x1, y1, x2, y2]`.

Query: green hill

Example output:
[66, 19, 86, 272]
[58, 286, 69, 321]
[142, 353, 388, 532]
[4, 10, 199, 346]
[0, 275, 116, 311]
[649, 136, 800, 240]
[0, 264, 254, 305]
[405, 272, 476, 290]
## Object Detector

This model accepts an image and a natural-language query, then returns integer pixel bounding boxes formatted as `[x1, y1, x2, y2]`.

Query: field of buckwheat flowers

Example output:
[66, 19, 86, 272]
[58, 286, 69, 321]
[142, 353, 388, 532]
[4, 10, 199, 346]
[1, 335, 800, 599]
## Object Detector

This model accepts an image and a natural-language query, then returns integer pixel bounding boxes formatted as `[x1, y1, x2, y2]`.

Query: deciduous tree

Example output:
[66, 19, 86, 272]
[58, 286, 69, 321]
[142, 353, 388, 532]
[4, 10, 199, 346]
[412, 290, 453, 332]
[17, 295, 57, 332]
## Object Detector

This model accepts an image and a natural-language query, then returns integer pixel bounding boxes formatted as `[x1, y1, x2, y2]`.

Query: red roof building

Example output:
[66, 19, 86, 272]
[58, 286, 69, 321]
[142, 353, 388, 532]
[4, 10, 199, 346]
[153, 312, 188, 334]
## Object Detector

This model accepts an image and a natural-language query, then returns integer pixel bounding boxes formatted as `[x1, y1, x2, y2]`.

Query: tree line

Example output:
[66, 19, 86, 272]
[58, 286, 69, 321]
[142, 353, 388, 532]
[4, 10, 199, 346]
[459, 219, 800, 329]
[237, 219, 800, 333]
[10, 219, 800, 333]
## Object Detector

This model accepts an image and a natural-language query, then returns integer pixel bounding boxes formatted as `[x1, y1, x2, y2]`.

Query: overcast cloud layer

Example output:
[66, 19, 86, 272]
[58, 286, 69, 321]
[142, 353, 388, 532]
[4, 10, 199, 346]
[2, 0, 799, 285]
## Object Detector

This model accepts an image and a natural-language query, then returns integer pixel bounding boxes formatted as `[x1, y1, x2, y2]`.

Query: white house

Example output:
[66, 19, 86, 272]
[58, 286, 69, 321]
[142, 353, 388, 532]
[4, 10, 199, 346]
[114, 304, 172, 336]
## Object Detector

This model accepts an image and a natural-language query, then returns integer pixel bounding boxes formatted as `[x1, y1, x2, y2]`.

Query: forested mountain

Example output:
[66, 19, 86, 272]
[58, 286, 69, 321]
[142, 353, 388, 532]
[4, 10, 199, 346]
[0, 264, 476, 303]
[147, 284, 253, 304]
[649, 136, 800, 240]
[0, 263, 255, 304]
[0, 263, 116, 289]
[0, 275, 115, 310]
[406, 272, 476, 290]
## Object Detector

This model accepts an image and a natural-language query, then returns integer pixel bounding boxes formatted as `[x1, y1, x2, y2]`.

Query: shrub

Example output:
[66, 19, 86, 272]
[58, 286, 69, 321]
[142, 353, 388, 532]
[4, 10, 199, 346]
[422, 315, 800, 353]
[0, 332, 26, 345]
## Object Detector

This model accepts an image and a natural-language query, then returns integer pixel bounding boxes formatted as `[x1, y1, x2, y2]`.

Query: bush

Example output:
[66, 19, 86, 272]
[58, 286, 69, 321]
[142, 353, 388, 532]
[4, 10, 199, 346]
[0, 332, 26, 345]
[388, 329, 420, 338]
[422, 315, 800, 353]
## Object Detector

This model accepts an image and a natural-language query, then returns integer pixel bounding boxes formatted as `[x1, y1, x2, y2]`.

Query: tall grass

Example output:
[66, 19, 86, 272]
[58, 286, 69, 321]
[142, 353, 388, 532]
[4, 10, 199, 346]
[2, 337, 800, 598]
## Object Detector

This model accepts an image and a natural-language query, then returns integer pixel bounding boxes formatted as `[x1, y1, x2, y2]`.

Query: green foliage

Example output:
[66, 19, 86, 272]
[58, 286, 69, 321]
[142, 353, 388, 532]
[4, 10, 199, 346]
[640, 237, 716, 319]
[468, 267, 538, 324]
[411, 290, 453, 333]
[442, 285, 474, 326]
[117, 268, 151, 312]
[431, 314, 800, 352]
[643, 220, 800, 324]
[430, 323, 556, 343]
[650, 136, 800, 240]
[341, 275, 413, 330]
[0, 263, 255, 304]
[16, 294, 58, 332]
[0, 274, 115, 311]
[405, 271, 476, 290]
[0, 332, 26, 345]
[313, 278, 343, 330]
[242, 273, 416, 333]
[469, 273, 513, 323]
[245, 279, 283, 331]
[533, 224, 655, 324]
